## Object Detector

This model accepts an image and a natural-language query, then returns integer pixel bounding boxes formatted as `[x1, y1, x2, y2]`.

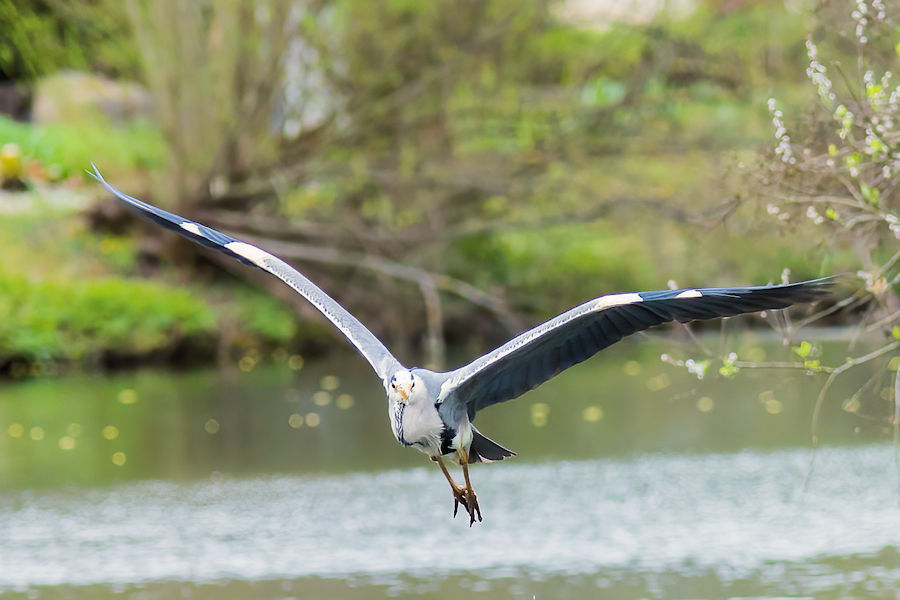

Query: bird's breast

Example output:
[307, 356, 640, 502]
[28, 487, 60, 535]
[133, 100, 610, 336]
[388, 398, 446, 457]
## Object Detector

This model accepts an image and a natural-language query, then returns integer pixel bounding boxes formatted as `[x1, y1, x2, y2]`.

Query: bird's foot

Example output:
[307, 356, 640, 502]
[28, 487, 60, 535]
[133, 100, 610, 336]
[463, 485, 482, 526]
[451, 484, 482, 526]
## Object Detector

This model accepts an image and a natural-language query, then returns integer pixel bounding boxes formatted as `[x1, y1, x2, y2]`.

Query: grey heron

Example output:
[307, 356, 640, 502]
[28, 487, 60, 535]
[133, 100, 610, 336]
[90, 166, 831, 526]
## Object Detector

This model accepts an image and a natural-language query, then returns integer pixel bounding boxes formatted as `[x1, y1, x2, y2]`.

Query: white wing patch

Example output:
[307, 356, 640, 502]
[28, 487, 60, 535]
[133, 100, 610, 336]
[593, 292, 642, 311]
[225, 241, 274, 268]
[675, 289, 702, 299]
[92, 166, 403, 381]
[225, 243, 397, 378]
[180, 222, 202, 236]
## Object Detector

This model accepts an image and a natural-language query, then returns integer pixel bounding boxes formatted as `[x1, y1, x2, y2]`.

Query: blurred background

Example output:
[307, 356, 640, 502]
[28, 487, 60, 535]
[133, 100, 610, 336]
[1, 0, 900, 598]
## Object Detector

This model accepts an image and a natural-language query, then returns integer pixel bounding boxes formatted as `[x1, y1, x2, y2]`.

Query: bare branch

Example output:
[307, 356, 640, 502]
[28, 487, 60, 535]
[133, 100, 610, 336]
[865, 309, 900, 333]
[234, 233, 524, 335]
[810, 340, 900, 444]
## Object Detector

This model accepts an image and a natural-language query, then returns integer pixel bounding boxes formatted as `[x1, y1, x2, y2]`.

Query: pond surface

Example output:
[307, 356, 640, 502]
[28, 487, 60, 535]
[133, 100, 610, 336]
[1, 333, 898, 599]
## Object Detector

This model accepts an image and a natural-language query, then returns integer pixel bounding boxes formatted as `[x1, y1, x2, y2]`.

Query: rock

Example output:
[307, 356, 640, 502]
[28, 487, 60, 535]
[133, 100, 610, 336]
[31, 70, 153, 125]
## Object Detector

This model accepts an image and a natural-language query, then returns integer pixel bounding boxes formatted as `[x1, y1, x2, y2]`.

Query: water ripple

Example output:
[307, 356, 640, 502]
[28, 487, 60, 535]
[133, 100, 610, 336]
[2, 443, 899, 589]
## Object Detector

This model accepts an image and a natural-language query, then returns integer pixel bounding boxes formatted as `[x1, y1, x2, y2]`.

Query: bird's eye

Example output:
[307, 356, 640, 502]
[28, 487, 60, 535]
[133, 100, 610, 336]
[410, 382, 415, 388]
[391, 383, 396, 389]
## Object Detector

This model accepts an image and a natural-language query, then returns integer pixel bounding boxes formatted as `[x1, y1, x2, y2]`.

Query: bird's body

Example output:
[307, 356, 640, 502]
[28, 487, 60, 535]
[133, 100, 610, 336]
[90, 165, 832, 526]
[388, 369, 453, 457]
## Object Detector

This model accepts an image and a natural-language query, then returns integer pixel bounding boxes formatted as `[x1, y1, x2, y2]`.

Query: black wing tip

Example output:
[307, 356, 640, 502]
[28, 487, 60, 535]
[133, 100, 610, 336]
[709, 275, 841, 297]
[637, 276, 841, 306]
[87, 162, 149, 210]
[87, 163, 259, 267]
[779, 275, 848, 300]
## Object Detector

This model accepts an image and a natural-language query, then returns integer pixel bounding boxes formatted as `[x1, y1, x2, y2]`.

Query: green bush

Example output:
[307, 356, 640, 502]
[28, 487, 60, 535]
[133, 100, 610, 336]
[0, 0, 140, 80]
[0, 272, 217, 363]
[0, 115, 165, 177]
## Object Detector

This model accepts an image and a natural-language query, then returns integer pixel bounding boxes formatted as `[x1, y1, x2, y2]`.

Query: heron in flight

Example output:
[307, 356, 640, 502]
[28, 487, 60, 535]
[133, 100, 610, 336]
[90, 166, 830, 526]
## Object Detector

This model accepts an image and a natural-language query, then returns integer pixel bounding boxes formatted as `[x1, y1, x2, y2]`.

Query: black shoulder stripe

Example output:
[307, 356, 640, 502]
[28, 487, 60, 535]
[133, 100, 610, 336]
[439, 425, 456, 455]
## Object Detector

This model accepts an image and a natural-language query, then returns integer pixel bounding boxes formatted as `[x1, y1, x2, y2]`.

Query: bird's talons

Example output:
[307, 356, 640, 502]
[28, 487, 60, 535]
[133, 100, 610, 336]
[452, 486, 466, 518]
[451, 484, 482, 526]
[433, 456, 482, 525]
[464, 486, 482, 526]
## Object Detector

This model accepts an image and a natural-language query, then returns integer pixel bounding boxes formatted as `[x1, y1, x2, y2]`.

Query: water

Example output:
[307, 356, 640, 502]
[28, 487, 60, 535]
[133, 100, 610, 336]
[1, 336, 898, 598]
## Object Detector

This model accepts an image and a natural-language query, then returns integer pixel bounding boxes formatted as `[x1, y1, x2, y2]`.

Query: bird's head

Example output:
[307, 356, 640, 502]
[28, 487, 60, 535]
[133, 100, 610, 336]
[387, 369, 418, 405]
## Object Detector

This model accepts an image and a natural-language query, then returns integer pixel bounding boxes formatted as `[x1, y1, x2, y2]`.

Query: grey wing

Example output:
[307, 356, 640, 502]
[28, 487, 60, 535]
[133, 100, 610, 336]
[89, 165, 402, 382]
[439, 279, 833, 420]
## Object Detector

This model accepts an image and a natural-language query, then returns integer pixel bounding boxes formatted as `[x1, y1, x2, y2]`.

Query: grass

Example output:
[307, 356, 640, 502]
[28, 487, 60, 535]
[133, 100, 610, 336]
[0, 114, 166, 178]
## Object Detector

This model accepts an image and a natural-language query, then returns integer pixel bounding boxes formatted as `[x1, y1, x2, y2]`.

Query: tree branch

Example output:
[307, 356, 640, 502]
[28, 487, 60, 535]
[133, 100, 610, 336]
[234, 233, 524, 335]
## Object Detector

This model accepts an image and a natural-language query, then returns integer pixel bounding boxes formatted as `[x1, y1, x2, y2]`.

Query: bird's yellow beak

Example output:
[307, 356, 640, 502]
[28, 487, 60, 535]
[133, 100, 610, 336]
[399, 389, 408, 400]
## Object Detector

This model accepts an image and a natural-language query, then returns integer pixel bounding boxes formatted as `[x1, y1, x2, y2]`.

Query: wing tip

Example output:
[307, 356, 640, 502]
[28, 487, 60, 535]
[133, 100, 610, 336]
[788, 275, 844, 299]
[86, 162, 103, 183]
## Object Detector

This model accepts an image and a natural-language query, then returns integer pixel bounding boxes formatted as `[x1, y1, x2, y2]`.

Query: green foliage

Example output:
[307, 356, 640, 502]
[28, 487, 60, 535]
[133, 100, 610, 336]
[0, 0, 140, 80]
[664, 3, 808, 86]
[452, 223, 661, 312]
[0, 1, 856, 372]
[0, 271, 218, 363]
[793, 341, 824, 371]
[286, 0, 818, 309]
[0, 115, 165, 177]
[231, 287, 298, 344]
[718, 360, 739, 379]
[0, 207, 303, 372]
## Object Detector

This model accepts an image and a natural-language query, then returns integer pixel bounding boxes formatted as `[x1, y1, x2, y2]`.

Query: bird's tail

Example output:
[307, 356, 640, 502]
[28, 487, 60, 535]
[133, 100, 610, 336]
[468, 428, 516, 464]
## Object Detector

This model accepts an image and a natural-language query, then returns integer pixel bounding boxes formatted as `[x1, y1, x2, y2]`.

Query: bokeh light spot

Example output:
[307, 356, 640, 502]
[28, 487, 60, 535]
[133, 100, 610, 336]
[697, 396, 714, 412]
[7, 424, 23, 438]
[305, 412, 321, 427]
[29, 427, 44, 441]
[623, 360, 641, 376]
[112, 452, 127, 466]
[583, 406, 604, 422]
[102, 425, 119, 440]
[336, 394, 355, 409]
[58, 436, 76, 451]
[238, 355, 256, 372]
[320, 375, 340, 391]
[288, 355, 305, 370]
[288, 413, 303, 428]
[313, 391, 332, 406]
[204, 419, 220, 434]
[646, 373, 671, 391]
[117, 389, 138, 405]
[530, 403, 550, 427]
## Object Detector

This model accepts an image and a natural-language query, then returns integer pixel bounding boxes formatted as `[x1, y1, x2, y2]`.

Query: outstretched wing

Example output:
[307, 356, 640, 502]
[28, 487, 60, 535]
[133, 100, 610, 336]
[439, 279, 832, 419]
[89, 165, 402, 381]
